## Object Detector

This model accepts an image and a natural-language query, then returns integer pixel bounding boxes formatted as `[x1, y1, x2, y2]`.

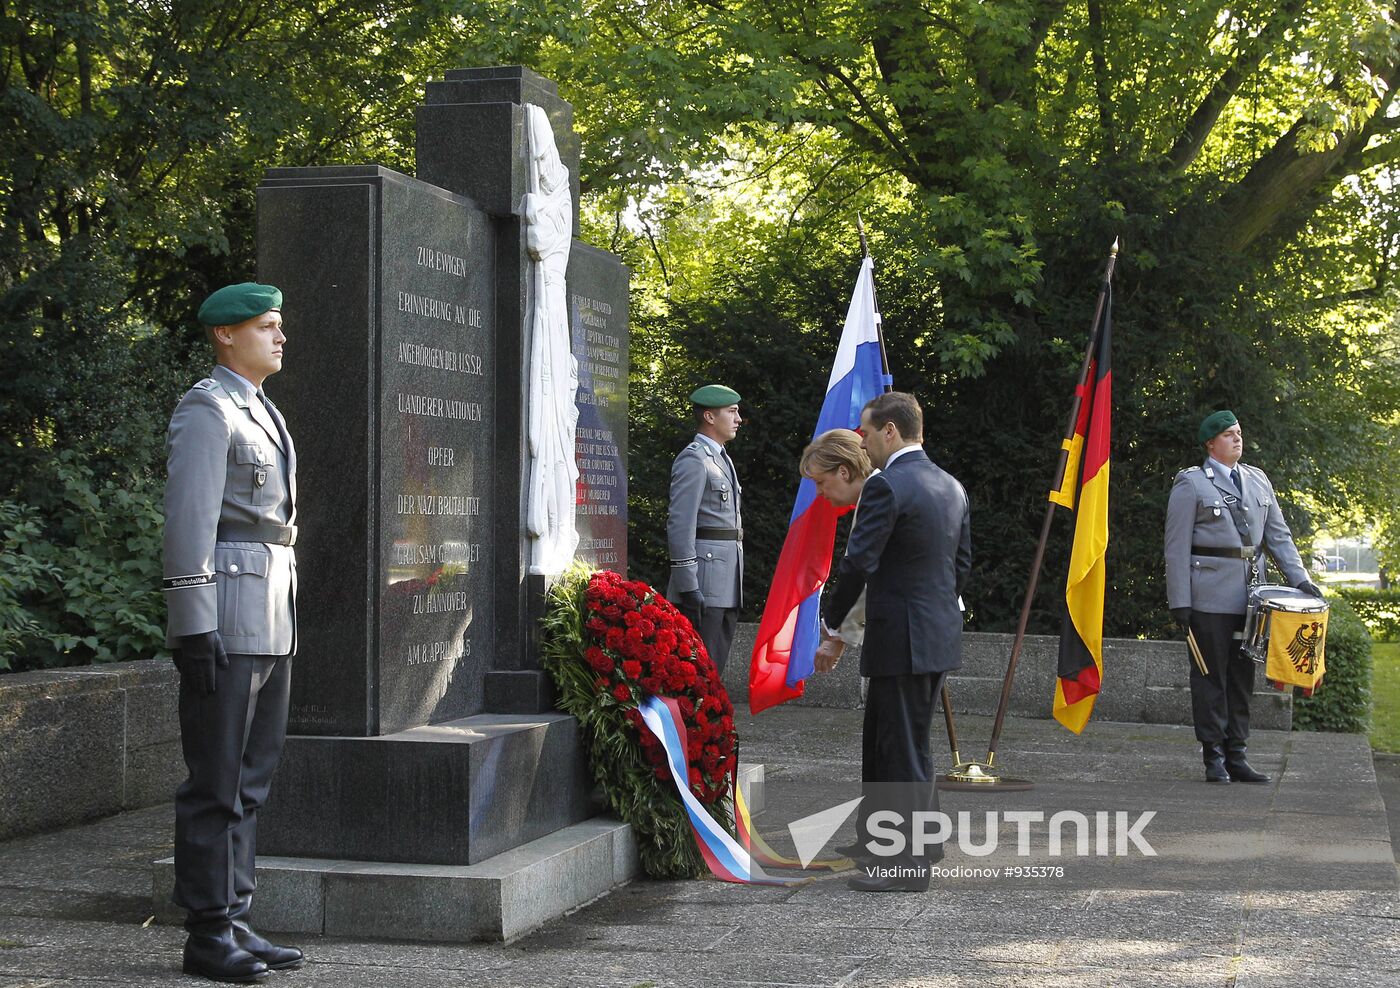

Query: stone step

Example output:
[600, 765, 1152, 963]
[154, 815, 639, 943]
[153, 762, 764, 943]
[260, 712, 596, 866]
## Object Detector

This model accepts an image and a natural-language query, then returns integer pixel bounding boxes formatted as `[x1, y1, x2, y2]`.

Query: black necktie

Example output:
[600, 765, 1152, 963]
[1230, 467, 1241, 493]
[256, 391, 290, 455]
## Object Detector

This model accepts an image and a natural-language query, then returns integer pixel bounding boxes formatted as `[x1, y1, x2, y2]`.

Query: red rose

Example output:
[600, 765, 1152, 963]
[612, 684, 632, 703]
[585, 647, 614, 674]
[622, 659, 642, 679]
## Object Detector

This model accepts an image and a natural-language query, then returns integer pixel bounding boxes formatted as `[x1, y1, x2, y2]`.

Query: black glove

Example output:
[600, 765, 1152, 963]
[1171, 607, 1192, 630]
[678, 590, 705, 630]
[1295, 580, 1324, 599]
[174, 630, 229, 696]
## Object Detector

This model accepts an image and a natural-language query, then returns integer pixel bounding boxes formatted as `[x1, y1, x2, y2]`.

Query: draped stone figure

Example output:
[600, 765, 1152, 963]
[522, 103, 580, 576]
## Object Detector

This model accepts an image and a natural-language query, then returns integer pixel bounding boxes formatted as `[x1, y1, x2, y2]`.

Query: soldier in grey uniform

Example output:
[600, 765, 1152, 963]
[163, 282, 303, 982]
[667, 384, 744, 675]
[1164, 410, 1322, 785]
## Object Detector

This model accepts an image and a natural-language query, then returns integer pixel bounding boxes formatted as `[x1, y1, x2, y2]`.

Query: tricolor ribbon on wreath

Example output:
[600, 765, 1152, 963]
[637, 696, 848, 884]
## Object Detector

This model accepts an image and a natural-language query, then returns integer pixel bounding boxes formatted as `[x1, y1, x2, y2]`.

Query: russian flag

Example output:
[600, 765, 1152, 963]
[748, 255, 890, 713]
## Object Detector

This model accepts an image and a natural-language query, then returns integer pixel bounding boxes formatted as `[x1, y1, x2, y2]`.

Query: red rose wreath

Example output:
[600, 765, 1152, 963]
[540, 567, 738, 878]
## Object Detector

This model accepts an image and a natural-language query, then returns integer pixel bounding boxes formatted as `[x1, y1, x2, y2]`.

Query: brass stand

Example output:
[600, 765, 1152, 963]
[938, 752, 1034, 792]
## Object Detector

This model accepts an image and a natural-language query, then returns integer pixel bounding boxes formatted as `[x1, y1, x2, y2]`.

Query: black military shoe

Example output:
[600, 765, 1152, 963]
[847, 869, 930, 893]
[1202, 743, 1231, 784]
[182, 926, 270, 983]
[1224, 755, 1271, 784]
[231, 920, 304, 971]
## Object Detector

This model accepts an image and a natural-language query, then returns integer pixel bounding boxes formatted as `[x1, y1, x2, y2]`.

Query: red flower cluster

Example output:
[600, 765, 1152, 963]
[582, 570, 737, 804]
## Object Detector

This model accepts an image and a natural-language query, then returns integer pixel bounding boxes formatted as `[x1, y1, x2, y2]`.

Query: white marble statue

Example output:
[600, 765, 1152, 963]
[522, 103, 580, 577]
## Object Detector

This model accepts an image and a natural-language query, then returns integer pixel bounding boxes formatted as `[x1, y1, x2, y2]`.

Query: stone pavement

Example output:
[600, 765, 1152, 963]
[1, 708, 1396, 987]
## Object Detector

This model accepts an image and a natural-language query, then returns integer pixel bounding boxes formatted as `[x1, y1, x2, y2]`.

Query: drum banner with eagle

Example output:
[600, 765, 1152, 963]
[1264, 609, 1328, 692]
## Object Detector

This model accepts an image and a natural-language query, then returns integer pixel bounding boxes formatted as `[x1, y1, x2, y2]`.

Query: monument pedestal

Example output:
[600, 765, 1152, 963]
[155, 817, 640, 943]
[260, 714, 596, 865]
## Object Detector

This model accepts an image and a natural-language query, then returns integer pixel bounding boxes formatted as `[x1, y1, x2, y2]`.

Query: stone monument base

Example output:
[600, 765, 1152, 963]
[259, 714, 597, 866]
[152, 763, 766, 942]
[154, 817, 638, 943]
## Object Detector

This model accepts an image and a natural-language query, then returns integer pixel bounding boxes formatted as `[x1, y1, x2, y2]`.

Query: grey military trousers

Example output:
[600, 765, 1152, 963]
[698, 606, 739, 677]
[173, 652, 291, 924]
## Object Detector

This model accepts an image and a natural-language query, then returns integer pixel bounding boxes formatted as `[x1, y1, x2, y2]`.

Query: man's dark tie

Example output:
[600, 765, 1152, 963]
[1230, 467, 1242, 493]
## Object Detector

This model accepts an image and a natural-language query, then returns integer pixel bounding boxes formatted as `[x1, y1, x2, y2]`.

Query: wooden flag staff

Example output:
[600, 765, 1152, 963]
[938, 237, 1120, 792]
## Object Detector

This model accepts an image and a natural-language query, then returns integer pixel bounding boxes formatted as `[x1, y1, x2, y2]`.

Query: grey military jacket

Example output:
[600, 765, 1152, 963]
[666, 436, 743, 609]
[1164, 459, 1308, 615]
[163, 365, 298, 655]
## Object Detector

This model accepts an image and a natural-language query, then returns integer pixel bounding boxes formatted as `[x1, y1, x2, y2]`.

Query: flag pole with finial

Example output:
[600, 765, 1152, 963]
[856, 213, 968, 770]
[940, 236, 1121, 792]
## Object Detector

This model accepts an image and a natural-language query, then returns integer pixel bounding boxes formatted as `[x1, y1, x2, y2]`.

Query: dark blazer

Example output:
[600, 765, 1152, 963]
[822, 448, 971, 676]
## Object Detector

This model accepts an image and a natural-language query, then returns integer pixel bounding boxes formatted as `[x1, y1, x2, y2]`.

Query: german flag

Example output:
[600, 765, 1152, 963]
[1053, 287, 1111, 733]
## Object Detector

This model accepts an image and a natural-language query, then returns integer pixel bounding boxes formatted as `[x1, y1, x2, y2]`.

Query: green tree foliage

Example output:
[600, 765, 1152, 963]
[6, 1, 1400, 671]
[0, 1, 535, 669]
[544, 1, 1400, 634]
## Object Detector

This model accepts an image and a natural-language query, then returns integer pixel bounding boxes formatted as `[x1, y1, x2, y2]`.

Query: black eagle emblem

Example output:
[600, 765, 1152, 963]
[1286, 621, 1322, 674]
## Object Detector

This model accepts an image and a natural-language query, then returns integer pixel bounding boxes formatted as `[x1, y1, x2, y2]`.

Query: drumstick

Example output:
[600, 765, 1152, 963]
[1186, 628, 1209, 676]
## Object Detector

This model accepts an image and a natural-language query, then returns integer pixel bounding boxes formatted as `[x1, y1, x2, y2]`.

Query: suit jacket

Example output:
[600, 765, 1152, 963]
[163, 365, 298, 654]
[1164, 459, 1308, 615]
[666, 436, 743, 609]
[822, 448, 971, 677]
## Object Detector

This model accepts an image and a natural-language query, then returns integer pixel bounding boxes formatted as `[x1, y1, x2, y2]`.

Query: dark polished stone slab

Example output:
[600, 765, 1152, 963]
[483, 671, 556, 713]
[259, 714, 596, 865]
[567, 242, 630, 575]
[259, 166, 496, 736]
[419, 65, 580, 226]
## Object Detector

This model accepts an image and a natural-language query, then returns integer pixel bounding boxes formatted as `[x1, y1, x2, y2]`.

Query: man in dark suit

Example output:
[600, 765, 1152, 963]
[821, 392, 971, 892]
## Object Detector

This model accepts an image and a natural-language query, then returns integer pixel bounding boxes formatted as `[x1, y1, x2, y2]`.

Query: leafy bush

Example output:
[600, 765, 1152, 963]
[1292, 598, 1372, 735]
[0, 452, 166, 672]
[1335, 587, 1400, 643]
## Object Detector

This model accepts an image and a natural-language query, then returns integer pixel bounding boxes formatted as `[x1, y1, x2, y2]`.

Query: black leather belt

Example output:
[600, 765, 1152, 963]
[218, 522, 297, 546]
[1191, 544, 1255, 559]
[696, 526, 743, 541]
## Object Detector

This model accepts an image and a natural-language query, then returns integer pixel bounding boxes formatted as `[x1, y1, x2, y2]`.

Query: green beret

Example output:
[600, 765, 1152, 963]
[198, 282, 282, 327]
[1198, 409, 1238, 443]
[689, 384, 741, 408]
